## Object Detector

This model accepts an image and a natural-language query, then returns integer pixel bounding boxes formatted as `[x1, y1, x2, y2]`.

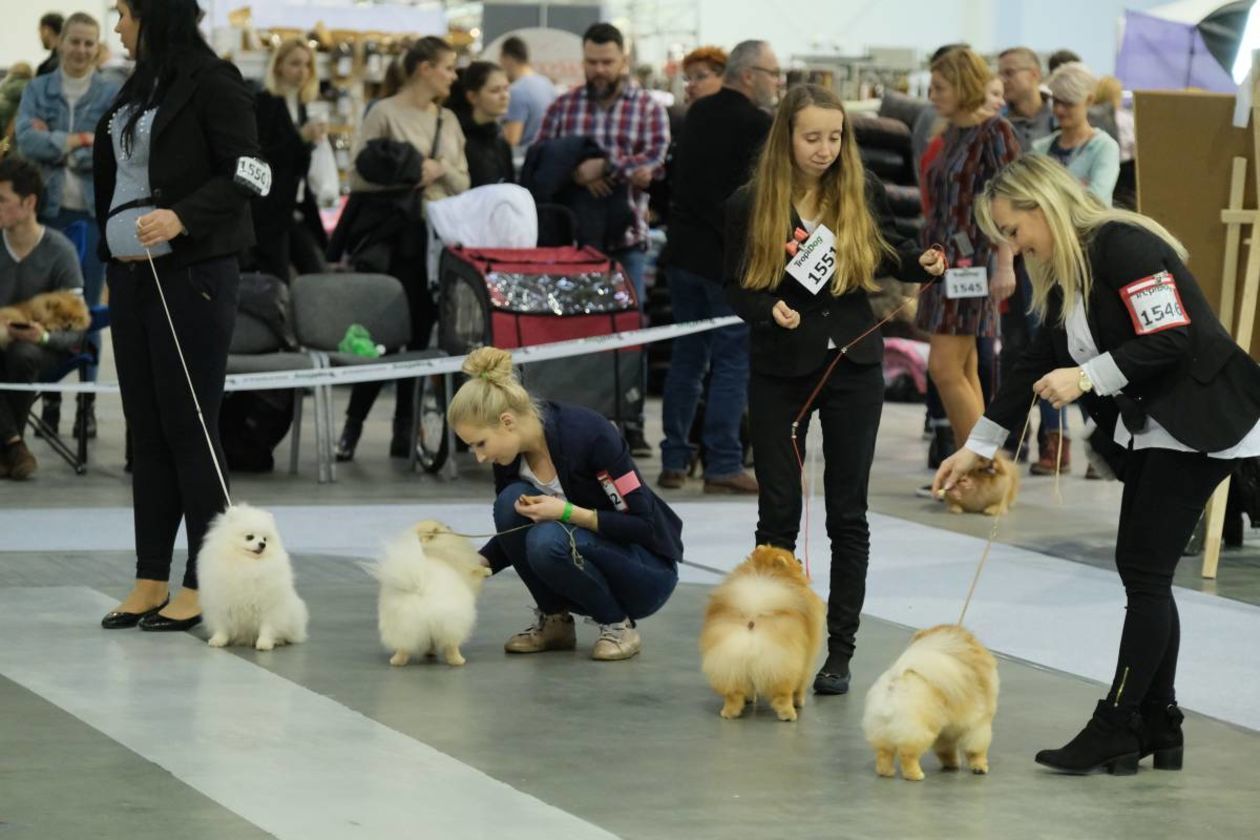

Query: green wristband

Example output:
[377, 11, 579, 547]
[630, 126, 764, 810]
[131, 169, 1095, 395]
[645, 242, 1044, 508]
[560, 502, 574, 523]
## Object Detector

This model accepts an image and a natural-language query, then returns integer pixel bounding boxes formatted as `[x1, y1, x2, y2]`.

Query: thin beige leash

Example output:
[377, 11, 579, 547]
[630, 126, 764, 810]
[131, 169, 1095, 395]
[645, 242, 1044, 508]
[955, 394, 1039, 626]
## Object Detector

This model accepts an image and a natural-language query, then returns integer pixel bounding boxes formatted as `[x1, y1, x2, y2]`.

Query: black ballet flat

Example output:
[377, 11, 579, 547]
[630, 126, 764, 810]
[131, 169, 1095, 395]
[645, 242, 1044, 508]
[813, 669, 852, 696]
[101, 599, 169, 630]
[138, 612, 203, 632]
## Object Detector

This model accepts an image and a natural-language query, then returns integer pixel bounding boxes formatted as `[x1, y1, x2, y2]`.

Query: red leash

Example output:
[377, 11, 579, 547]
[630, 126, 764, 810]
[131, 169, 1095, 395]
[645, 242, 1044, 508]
[791, 245, 946, 577]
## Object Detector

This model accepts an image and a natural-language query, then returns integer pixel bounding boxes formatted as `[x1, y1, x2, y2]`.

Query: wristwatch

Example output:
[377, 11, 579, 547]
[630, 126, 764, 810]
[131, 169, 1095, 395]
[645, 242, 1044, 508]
[1077, 367, 1094, 393]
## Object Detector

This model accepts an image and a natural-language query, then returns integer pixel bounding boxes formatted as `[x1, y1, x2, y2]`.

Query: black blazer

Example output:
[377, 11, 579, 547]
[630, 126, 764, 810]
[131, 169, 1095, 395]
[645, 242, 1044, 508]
[252, 91, 327, 249]
[480, 401, 685, 572]
[987, 222, 1260, 453]
[94, 51, 260, 269]
[725, 176, 934, 376]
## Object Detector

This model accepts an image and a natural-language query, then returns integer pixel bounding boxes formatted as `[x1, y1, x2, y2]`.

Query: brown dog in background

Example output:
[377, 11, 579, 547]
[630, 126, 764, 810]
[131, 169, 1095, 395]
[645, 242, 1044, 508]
[944, 453, 1020, 516]
[699, 546, 826, 721]
[0, 291, 90, 348]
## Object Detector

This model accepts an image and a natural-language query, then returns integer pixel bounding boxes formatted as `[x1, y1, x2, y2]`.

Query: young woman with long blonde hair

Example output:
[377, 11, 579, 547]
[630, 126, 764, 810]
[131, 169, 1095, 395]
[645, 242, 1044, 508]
[933, 154, 1260, 775]
[725, 83, 940, 695]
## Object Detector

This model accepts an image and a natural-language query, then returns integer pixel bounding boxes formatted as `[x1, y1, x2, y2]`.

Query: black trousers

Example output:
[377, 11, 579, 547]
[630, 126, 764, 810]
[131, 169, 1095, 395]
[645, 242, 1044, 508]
[749, 355, 884, 665]
[345, 236, 436, 425]
[109, 256, 238, 590]
[1106, 448, 1234, 710]
[0, 343, 63, 440]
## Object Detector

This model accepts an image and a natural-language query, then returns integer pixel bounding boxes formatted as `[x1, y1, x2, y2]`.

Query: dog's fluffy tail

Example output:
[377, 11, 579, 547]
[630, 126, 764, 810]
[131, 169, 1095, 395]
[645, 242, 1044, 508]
[363, 534, 435, 594]
[700, 575, 819, 695]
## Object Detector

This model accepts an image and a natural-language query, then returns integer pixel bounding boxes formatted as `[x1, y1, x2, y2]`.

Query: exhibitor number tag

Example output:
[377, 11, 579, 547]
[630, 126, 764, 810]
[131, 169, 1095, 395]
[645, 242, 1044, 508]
[785, 225, 836, 295]
[1120, 271, 1190, 335]
[234, 156, 272, 197]
[944, 266, 988, 299]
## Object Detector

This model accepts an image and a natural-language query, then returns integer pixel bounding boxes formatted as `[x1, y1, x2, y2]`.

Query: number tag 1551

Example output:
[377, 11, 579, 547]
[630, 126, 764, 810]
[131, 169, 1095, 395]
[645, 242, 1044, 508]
[786, 225, 837, 295]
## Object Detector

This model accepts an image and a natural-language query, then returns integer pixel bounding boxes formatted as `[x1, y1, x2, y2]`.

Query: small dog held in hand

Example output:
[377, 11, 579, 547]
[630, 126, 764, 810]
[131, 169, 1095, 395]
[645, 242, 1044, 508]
[199, 504, 309, 651]
[862, 624, 999, 781]
[0, 290, 91, 348]
[368, 520, 491, 667]
[699, 545, 826, 721]
[944, 453, 1020, 516]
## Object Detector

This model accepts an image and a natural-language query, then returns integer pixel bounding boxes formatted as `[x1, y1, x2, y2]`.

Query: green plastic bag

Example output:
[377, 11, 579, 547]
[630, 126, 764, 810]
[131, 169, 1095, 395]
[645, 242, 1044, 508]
[338, 324, 381, 359]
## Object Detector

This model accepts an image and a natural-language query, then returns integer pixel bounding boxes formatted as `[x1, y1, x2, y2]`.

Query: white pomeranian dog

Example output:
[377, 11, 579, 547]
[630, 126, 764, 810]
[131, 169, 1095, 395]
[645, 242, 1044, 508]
[862, 624, 999, 781]
[366, 520, 491, 667]
[198, 504, 309, 651]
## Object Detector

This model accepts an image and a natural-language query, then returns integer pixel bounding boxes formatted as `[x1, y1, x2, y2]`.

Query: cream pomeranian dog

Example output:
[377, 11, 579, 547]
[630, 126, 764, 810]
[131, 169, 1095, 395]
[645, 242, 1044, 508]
[367, 520, 491, 667]
[862, 624, 999, 781]
[198, 504, 309, 651]
[699, 545, 826, 721]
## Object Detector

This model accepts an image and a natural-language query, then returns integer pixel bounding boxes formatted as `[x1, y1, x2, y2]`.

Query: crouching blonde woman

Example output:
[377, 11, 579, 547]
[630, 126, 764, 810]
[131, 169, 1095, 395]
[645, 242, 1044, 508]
[932, 154, 1260, 775]
[448, 347, 682, 661]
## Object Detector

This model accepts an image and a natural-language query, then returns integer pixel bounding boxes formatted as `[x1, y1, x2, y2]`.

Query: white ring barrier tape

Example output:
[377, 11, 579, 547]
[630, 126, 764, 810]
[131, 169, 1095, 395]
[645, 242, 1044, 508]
[0, 316, 743, 394]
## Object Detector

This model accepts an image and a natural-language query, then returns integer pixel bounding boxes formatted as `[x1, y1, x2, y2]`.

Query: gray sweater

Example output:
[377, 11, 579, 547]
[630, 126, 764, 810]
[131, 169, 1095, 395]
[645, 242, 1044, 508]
[0, 226, 86, 353]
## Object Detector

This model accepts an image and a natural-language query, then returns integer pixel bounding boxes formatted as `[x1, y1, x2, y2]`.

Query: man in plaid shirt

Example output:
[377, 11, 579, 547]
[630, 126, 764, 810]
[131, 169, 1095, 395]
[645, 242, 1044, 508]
[536, 22, 669, 456]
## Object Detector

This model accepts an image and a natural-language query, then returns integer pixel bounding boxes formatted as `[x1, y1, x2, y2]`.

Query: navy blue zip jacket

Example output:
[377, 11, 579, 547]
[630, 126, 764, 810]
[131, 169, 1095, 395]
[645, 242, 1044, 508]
[480, 401, 684, 572]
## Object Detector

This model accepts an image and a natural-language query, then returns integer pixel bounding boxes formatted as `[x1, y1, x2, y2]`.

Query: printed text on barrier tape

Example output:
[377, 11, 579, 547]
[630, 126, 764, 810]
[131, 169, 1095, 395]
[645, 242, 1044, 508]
[0, 316, 743, 393]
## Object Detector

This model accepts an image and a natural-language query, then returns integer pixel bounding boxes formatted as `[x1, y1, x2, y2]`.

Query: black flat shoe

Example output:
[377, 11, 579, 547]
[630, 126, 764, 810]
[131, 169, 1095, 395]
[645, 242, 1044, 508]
[138, 612, 203, 632]
[101, 599, 169, 629]
[813, 669, 851, 695]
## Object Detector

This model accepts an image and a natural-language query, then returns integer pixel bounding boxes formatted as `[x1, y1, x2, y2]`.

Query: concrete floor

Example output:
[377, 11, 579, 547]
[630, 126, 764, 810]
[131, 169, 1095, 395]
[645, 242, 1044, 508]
[4, 367, 1260, 839]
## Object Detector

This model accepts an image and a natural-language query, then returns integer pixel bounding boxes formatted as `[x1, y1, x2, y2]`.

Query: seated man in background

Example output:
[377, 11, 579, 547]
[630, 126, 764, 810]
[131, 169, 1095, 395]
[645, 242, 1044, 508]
[0, 156, 86, 479]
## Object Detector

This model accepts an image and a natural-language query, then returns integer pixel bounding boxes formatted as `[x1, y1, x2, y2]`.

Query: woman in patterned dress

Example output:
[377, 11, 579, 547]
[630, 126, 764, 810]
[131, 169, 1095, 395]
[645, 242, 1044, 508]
[917, 47, 1019, 457]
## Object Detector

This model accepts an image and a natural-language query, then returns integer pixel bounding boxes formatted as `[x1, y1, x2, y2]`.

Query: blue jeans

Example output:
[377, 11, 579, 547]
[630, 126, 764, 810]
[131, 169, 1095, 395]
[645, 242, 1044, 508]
[48, 208, 103, 382]
[659, 266, 749, 477]
[493, 482, 678, 623]
[611, 244, 648, 430]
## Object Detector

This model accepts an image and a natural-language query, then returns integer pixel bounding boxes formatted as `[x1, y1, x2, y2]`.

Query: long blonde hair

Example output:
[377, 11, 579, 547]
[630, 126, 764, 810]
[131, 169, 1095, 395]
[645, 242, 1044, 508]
[975, 154, 1187, 324]
[446, 347, 543, 429]
[265, 38, 319, 104]
[740, 84, 892, 296]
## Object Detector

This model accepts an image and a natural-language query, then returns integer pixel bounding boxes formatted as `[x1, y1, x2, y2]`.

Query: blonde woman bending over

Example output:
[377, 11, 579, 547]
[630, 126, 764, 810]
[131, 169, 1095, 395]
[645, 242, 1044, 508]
[932, 154, 1260, 775]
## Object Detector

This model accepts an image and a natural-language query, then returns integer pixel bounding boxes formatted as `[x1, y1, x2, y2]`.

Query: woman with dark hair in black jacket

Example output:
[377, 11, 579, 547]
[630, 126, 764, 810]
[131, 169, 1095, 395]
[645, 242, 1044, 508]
[96, 0, 267, 633]
[450, 61, 514, 187]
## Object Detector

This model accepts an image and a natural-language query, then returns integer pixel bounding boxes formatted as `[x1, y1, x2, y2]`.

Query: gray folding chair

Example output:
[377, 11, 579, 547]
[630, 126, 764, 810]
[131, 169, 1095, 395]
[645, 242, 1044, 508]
[226, 311, 318, 476]
[290, 273, 451, 483]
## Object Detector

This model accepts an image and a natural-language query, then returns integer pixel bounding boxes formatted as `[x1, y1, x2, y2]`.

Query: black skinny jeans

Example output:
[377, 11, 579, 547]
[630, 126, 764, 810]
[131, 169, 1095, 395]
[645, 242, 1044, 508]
[749, 355, 884, 667]
[109, 256, 237, 590]
[1106, 447, 1234, 710]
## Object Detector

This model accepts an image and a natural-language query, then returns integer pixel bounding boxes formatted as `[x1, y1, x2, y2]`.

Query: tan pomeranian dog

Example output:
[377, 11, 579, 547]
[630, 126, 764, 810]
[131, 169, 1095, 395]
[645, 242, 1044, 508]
[366, 520, 491, 667]
[944, 453, 1020, 516]
[699, 545, 826, 721]
[862, 624, 999, 781]
[0, 291, 90, 348]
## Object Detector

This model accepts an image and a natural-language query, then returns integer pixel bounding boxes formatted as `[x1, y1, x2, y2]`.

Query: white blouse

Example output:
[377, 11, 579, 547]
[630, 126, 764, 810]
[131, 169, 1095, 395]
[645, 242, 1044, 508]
[519, 458, 566, 499]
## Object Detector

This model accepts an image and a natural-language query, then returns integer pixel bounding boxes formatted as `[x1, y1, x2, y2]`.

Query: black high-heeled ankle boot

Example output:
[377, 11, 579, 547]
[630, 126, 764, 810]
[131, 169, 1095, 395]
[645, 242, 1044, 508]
[1139, 700, 1185, 770]
[335, 419, 363, 463]
[1034, 699, 1143, 775]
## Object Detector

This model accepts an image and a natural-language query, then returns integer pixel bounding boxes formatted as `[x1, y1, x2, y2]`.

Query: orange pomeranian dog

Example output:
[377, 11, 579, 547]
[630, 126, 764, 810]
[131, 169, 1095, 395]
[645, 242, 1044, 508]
[0, 291, 90, 348]
[862, 624, 999, 781]
[699, 545, 826, 721]
[944, 453, 1019, 516]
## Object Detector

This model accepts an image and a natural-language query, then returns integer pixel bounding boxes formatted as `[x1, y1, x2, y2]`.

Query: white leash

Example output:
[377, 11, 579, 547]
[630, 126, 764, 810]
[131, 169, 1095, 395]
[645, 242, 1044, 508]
[144, 248, 233, 508]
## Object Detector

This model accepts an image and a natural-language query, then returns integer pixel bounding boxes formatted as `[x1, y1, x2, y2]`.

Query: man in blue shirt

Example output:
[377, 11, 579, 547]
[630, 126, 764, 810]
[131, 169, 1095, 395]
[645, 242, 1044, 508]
[499, 35, 556, 151]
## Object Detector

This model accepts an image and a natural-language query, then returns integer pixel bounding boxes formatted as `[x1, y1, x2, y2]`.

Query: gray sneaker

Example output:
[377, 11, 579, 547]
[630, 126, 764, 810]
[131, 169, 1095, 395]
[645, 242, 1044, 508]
[504, 610, 577, 654]
[591, 619, 641, 661]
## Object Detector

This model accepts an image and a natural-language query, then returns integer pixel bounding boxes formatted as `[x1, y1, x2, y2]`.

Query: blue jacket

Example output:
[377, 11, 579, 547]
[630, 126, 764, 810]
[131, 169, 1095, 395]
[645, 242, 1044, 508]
[16, 70, 120, 219]
[482, 401, 685, 572]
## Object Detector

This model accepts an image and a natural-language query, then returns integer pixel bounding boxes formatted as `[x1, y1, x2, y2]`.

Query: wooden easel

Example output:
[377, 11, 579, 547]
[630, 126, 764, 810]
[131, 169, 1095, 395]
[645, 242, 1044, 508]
[1201, 69, 1260, 578]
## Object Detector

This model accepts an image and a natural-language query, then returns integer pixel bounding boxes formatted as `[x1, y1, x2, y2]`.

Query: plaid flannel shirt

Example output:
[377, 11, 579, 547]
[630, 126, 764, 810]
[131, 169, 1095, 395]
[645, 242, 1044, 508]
[536, 81, 670, 249]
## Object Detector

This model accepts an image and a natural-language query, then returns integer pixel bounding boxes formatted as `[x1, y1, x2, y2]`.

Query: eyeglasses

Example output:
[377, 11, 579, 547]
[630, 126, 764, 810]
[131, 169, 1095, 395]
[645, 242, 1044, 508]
[751, 66, 784, 79]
